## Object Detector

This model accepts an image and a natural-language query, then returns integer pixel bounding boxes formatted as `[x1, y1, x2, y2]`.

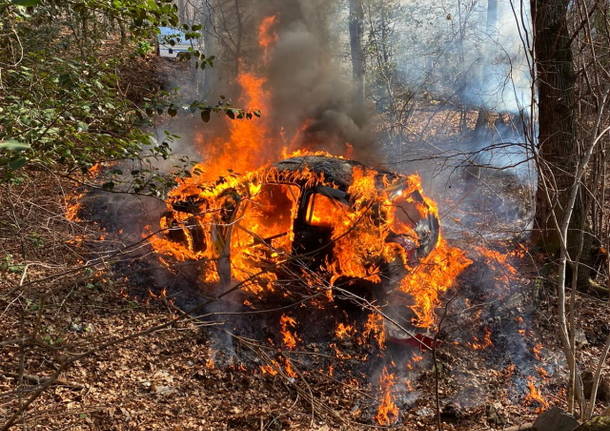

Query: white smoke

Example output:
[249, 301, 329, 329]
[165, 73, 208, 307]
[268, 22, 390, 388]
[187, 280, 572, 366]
[391, 0, 532, 113]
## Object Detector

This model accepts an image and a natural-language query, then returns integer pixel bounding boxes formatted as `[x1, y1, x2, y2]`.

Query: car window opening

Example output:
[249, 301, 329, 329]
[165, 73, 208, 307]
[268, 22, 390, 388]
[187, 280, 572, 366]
[238, 183, 300, 249]
[393, 197, 423, 227]
[306, 193, 350, 228]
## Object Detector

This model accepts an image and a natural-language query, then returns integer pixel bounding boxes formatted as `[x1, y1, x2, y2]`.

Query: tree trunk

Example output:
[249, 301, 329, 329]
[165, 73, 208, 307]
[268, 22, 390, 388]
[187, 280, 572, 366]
[475, 0, 498, 133]
[177, 0, 188, 24]
[200, 0, 217, 98]
[233, 0, 243, 78]
[349, 0, 365, 103]
[532, 0, 585, 259]
[486, 0, 498, 30]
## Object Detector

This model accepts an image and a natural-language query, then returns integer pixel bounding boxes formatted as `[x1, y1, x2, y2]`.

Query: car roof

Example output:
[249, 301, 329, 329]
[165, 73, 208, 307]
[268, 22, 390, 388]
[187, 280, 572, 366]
[273, 155, 398, 191]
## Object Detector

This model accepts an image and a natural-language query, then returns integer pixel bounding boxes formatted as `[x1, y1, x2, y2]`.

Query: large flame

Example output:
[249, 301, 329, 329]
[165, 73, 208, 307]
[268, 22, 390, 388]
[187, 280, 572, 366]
[398, 237, 471, 327]
[196, 71, 273, 182]
[150, 15, 472, 332]
[150, 159, 470, 329]
[141, 16, 479, 426]
[193, 14, 279, 182]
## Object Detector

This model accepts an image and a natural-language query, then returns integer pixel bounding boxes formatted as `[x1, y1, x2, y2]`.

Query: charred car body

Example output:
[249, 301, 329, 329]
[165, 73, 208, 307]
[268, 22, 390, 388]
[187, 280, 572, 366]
[151, 154, 441, 340]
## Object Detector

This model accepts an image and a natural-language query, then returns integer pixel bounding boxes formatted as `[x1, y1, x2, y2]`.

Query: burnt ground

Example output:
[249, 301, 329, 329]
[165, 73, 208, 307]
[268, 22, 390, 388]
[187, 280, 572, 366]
[1, 166, 609, 430]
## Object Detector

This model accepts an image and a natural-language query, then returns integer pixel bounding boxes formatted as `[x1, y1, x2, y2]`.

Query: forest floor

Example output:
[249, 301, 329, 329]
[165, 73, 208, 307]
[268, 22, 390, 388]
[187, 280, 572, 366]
[1, 151, 609, 431]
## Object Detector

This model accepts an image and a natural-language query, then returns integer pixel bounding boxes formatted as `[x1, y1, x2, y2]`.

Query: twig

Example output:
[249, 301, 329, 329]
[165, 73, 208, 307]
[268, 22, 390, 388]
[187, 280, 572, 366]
[585, 323, 610, 418]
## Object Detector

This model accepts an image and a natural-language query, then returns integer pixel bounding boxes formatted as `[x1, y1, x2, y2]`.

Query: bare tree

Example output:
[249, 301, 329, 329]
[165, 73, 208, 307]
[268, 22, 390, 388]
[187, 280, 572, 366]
[474, 0, 498, 132]
[532, 0, 582, 256]
[531, 0, 610, 416]
[349, 0, 366, 103]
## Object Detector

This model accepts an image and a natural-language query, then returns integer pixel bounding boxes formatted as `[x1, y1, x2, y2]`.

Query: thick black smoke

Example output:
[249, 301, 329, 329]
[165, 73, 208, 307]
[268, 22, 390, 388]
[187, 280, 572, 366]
[191, 0, 379, 164]
[262, 1, 377, 161]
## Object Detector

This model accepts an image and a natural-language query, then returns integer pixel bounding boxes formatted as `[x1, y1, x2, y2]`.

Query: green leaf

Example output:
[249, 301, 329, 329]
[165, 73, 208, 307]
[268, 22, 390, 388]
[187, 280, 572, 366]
[8, 158, 27, 170]
[11, 0, 39, 5]
[0, 140, 31, 151]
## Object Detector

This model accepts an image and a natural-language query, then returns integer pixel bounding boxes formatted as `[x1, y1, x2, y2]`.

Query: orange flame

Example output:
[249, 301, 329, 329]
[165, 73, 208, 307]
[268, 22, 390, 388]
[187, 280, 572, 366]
[87, 162, 104, 176]
[524, 376, 549, 412]
[399, 238, 472, 327]
[258, 15, 278, 62]
[375, 366, 399, 425]
[260, 362, 279, 376]
[475, 245, 518, 285]
[363, 313, 386, 349]
[197, 71, 273, 182]
[470, 327, 493, 350]
[192, 15, 287, 181]
[149, 14, 473, 349]
[65, 193, 84, 222]
[283, 357, 298, 378]
[205, 350, 216, 369]
[260, 357, 297, 378]
[280, 314, 299, 349]
[335, 322, 356, 340]
[532, 343, 543, 360]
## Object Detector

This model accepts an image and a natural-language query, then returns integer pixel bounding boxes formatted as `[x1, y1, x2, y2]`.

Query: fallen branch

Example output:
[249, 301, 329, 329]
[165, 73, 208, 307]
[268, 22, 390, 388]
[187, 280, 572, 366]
[503, 422, 534, 431]
[588, 278, 609, 294]
[3, 372, 84, 390]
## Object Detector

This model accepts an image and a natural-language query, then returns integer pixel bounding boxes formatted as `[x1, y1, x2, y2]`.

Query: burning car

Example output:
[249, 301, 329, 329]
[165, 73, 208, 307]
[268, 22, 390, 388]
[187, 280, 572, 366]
[150, 153, 466, 342]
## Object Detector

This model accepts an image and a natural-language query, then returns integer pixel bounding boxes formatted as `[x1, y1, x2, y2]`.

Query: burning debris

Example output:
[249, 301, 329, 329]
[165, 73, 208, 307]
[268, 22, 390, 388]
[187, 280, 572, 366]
[86, 8, 548, 425]
[138, 147, 494, 425]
